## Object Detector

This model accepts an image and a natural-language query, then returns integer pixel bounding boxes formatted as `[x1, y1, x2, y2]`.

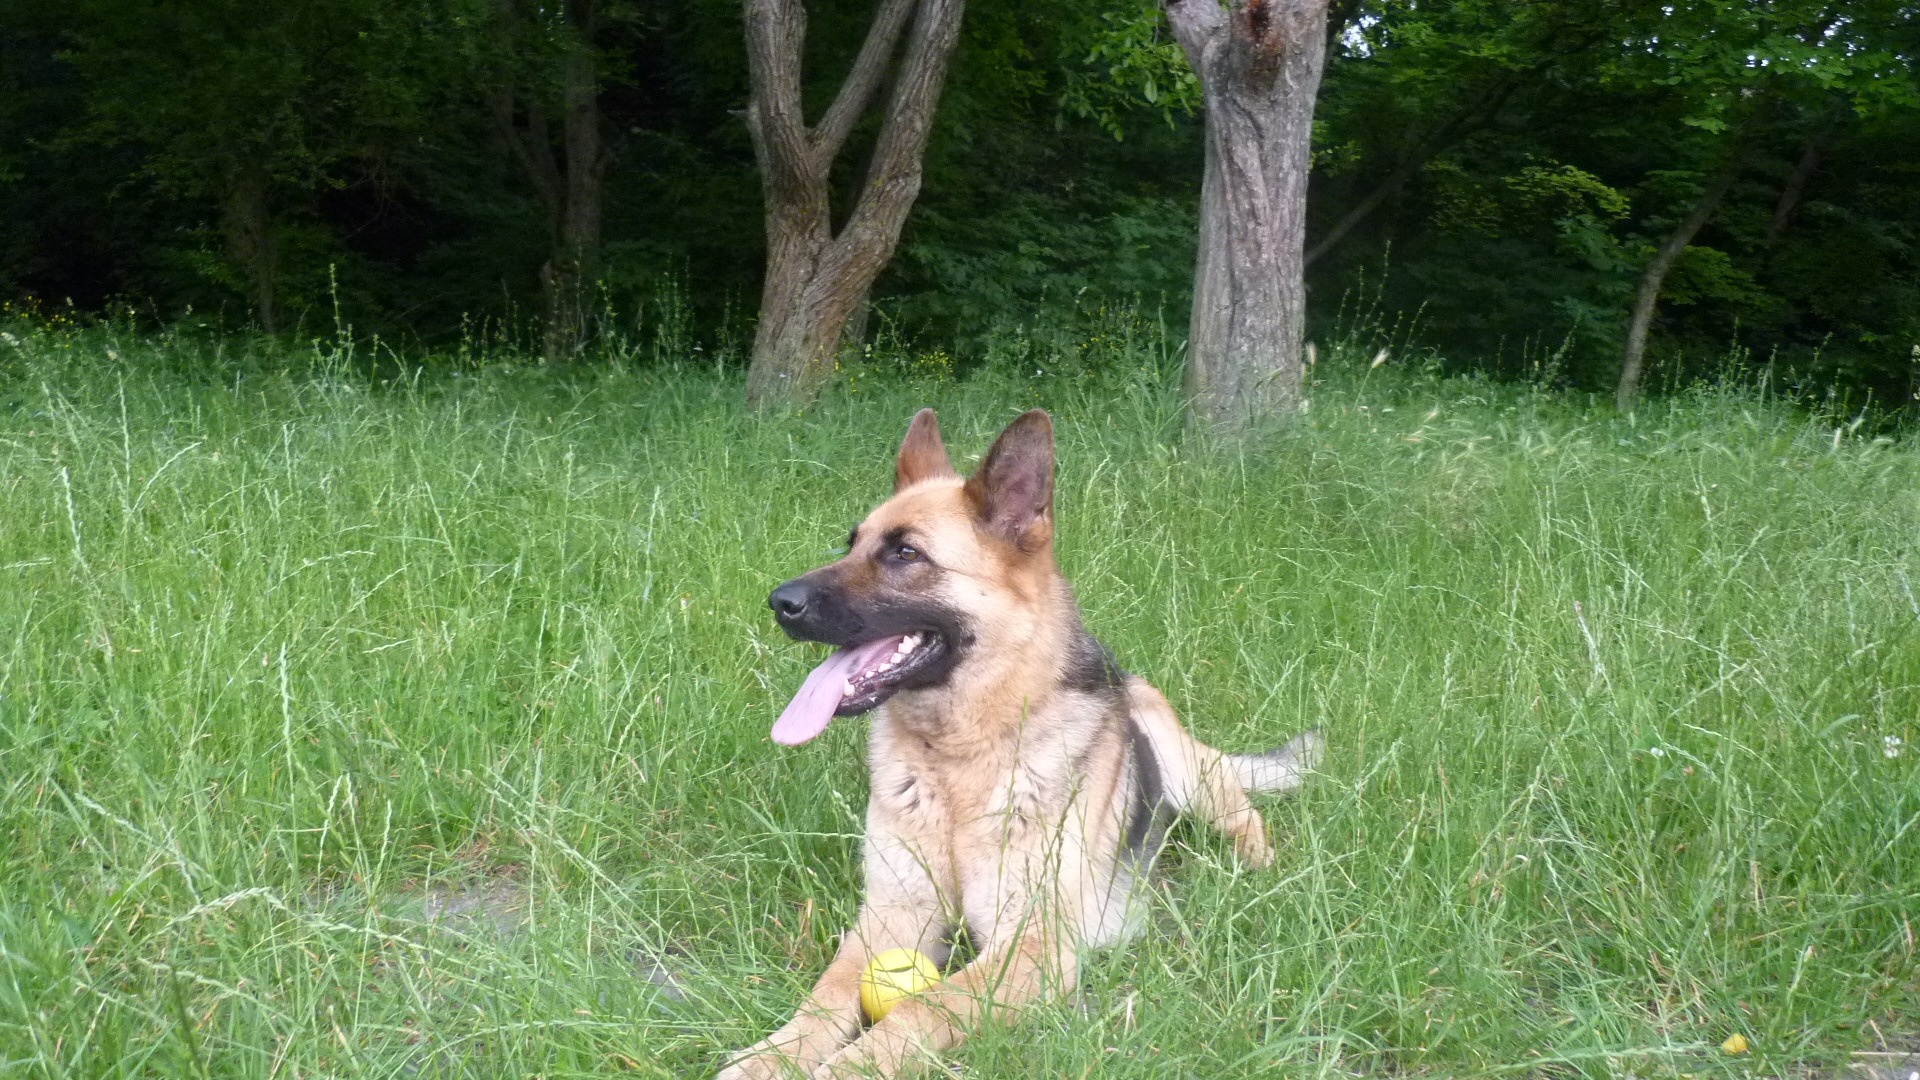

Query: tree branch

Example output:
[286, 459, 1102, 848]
[811, 0, 918, 164]
[491, 91, 562, 222]
[1766, 137, 1821, 244]
[1163, 0, 1228, 86]
[1305, 159, 1412, 267]
[743, 0, 812, 189]
[1305, 76, 1519, 267]
[834, 0, 963, 247]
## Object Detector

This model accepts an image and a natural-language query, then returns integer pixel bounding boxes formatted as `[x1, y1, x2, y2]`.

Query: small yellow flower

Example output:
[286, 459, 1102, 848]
[1721, 1034, 1749, 1055]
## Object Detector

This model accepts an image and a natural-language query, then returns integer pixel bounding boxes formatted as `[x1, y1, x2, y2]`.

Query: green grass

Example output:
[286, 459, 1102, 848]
[1, 318, 1916, 1079]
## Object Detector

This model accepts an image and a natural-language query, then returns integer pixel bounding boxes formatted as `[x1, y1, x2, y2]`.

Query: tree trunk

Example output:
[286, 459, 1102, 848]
[741, 0, 963, 412]
[1614, 156, 1741, 410]
[1186, 129, 1230, 413]
[493, 0, 603, 362]
[542, 0, 603, 361]
[840, 285, 873, 351]
[1765, 138, 1820, 244]
[1166, 0, 1331, 434]
[222, 165, 279, 333]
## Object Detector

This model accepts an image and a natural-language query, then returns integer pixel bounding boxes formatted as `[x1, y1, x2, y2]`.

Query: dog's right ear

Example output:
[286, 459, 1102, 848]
[895, 408, 956, 492]
[964, 409, 1054, 550]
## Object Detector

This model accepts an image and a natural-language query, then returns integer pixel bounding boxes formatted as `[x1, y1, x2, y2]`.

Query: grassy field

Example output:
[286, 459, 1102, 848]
[0, 318, 1916, 1079]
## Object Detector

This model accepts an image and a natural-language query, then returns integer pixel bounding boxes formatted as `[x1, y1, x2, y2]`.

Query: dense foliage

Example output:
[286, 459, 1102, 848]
[2, 0, 1917, 403]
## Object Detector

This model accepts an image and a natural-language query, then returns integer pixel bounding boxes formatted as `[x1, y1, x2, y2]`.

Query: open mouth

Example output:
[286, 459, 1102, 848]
[837, 631, 948, 715]
[770, 631, 950, 746]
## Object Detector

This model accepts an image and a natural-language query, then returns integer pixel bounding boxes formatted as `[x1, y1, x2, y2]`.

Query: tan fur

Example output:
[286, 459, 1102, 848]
[719, 411, 1312, 1080]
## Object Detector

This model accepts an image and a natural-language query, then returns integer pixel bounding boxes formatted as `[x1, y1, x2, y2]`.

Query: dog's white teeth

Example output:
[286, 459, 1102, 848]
[843, 679, 856, 695]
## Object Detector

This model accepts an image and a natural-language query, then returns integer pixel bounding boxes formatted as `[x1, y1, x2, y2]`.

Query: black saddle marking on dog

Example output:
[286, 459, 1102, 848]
[1123, 714, 1172, 864]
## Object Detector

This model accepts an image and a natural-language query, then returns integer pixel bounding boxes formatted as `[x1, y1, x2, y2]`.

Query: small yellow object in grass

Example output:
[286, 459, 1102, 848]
[1721, 1033, 1750, 1055]
[859, 948, 940, 1023]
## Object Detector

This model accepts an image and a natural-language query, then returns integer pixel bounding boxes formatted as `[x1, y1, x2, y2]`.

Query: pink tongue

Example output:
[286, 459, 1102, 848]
[770, 637, 905, 746]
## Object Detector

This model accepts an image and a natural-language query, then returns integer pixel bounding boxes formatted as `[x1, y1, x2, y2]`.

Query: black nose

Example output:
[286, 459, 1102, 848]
[769, 580, 812, 621]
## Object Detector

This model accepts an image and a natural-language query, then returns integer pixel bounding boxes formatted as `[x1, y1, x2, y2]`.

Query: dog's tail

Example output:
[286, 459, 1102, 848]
[1225, 730, 1324, 794]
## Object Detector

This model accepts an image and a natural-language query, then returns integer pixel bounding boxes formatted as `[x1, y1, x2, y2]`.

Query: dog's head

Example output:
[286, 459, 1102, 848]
[765, 408, 1056, 745]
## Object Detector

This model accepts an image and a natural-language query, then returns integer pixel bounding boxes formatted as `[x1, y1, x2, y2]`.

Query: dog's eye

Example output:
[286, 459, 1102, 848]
[890, 543, 922, 563]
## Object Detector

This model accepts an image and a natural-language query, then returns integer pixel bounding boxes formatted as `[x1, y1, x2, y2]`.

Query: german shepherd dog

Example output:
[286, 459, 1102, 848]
[718, 409, 1321, 1080]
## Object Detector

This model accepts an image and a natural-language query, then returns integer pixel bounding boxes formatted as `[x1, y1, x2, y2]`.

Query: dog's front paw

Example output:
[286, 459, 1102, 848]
[1233, 824, 1274, 868]
[716, 1039, 808, 1080]
[809, 1042, 879, 1080]
[810, 1027, 931, 1080]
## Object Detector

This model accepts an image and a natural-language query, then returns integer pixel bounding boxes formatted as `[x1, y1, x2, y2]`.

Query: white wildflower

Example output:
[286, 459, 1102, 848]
[1886, 735, 1904, 759]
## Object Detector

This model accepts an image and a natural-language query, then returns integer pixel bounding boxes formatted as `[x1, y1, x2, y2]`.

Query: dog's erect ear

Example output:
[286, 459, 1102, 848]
[895, 408, 956, 492]
[964, 409, 1054, 548]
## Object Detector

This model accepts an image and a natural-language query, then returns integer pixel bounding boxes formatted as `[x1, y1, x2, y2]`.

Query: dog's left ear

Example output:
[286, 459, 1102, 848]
[896, 408, 956, 492]
[965, 409, 1054, 549]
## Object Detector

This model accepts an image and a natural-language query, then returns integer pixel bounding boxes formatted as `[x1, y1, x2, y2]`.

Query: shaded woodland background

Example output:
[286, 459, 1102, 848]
[3, 0, 1917, 405]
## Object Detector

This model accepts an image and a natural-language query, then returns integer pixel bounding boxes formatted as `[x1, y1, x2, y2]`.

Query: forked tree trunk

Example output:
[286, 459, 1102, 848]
[1614, 155, 1740, 411]
[741, 0, 963, 411]
[1167, 0, 1331, 433]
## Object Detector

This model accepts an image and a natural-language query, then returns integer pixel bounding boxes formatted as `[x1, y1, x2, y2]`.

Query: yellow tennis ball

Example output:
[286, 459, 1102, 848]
[859, 948, 939, 1023]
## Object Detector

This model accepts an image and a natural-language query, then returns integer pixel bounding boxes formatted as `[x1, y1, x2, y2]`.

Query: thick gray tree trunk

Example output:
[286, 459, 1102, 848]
[741, 0, 963, 412]
[1166, 0, 1331, 433]
[1614, 156, 1740, 411]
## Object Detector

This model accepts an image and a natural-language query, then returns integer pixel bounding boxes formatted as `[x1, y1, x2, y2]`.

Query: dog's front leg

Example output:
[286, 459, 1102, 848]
[718, 827, 948, 1080]
[811, 926, 1077, 1080]
[720, 901, 947, 1079]
[715, 928, 871, 1080]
